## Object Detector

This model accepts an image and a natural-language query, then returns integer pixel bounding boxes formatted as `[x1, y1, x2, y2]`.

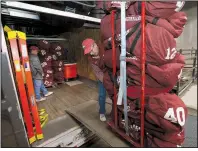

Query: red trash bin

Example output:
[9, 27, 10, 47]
[64, 63, 77, 81]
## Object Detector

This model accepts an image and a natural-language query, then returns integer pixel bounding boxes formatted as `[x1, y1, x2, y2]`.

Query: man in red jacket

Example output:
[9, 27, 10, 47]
[82, 38, 107, 122]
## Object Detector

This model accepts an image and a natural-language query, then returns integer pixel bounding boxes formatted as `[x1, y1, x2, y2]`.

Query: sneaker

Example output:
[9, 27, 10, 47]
[100, 114, 106, 122]
[36, 97, 46, 102]
[44, 92, 54, 97]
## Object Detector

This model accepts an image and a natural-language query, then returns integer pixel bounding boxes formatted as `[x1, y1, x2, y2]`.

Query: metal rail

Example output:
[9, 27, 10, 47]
[176, 48, 197, 95]
[26, 37, 67, 41]
[140, 2, 146, 147]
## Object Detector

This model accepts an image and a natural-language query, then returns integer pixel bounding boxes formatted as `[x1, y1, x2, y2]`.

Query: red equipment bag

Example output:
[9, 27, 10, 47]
[134, 1, 185, 19]
[38, 39, 50, 51]
[100, 9, 140, 41]
[104, 23, 179, 66]
[145, 12, 187, 38]
[167, 12, 187, 35]
[41, 60, 52, 69]
[54, 71, 64, 82]
[52, 60, 64, 67]
[50, 42, 63, 53]
[44, 54, 53, 62]
[43, 73, 54, 87]
[146, 132, 184, 147]
[103, 47, 120, 69]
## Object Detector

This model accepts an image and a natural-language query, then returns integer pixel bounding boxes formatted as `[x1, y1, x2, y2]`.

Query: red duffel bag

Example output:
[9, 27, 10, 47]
[43, 68, 53, 74]
[127, 93, 188, 132]
[146, 132, 184, 147]
[54, 51, 63, 57]
[146, 127, 185, 146]
[41, 60, 52, 69]
[54, 71, 64, 82]
[167, 11, 187, 32]
[145, 93, 188, 127]
[39, 49, 48, 56]
[102, 13, 187, 51]
[44, 72, 53, 80]
[50, 42, 64, 59]
[127, 86, 173, 100]
[50, 42, 63, 53]
[43, 67, 53, 74]
[43, 73, 54, 87]
[44, 79, 54, 87]
[103, 23, 179, 66]
[52, 60, 64, 67]
[103, 47, 120, 69]
[126, 57, 184, 88]
[53, 67, 64, 72]
[145, 12, 187, 38]
[38, 39, 50, 52]
[126, 54, 184, 99]
[100, 2, 140, 42]
[134, 1, 185, 19]
[126, 64, 163, 88]
[44, 54, 53, 62]
[52, 54, 58, 61]
[103, 70, 117, 100]
[52, 55, 63, 61]
[125, 23, 177, 66]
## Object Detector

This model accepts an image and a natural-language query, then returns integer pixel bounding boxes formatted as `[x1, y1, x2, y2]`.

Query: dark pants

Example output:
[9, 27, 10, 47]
[98, 81, 106, 114]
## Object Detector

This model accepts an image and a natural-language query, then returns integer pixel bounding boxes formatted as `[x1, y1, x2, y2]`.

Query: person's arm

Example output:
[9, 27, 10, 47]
[30, 57, 43, 75]
[91, 63, 104, 82]
[30, 61, 37, 77]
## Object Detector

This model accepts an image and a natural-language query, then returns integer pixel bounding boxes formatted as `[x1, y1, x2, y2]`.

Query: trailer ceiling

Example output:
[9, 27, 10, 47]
[1, 1, 101, 35]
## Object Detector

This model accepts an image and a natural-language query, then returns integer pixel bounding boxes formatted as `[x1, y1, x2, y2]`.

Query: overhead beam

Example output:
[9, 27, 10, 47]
[2, 1, 101, 23]
[1, 8, 40, 20]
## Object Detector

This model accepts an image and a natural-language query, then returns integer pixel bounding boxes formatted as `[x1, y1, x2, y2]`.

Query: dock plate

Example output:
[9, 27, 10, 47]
[65, 100, 130, 147]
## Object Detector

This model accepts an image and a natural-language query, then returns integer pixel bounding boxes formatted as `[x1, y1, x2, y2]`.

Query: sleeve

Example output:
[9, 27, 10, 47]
[30, 60, 37, 77]
[30, 58, 43, 75]
[91, 63, 104, 82]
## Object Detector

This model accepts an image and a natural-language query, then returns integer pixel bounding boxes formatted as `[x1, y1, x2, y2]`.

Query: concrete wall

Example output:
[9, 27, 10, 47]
[176, 2, 197, 49]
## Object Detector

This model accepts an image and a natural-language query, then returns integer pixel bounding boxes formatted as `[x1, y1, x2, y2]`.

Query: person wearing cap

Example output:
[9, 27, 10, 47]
[82, 38, 107, 122]
[29, 46, 53, 102]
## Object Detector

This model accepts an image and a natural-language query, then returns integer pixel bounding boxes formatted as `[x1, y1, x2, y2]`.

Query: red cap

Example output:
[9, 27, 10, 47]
[30, 46, 39, 51]
[82, 38, 95, 55]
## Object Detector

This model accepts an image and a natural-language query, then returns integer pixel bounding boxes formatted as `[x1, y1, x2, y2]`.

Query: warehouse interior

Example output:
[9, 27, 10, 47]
[1, 1, 197, 148]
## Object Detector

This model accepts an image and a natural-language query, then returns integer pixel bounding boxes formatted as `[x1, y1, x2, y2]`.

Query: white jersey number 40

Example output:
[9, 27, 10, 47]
[164, 107, 185, 126]
[165, 47, 177, 60]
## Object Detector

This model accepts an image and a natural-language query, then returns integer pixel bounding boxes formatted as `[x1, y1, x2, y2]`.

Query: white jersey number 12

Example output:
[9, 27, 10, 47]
[165, 47, 177, 60]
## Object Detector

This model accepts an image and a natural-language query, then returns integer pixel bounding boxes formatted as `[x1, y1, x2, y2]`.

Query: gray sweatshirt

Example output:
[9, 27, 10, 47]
[29, 54, 44, 80]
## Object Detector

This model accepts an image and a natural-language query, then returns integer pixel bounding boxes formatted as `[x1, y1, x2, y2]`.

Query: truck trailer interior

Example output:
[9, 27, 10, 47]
[1, 1, 197, 148]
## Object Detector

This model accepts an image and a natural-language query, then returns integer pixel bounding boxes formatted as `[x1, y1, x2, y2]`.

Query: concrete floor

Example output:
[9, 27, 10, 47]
[183, 115, 197, 147]
[182, 84, 197, 147]
[181, 84, 197, 110]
